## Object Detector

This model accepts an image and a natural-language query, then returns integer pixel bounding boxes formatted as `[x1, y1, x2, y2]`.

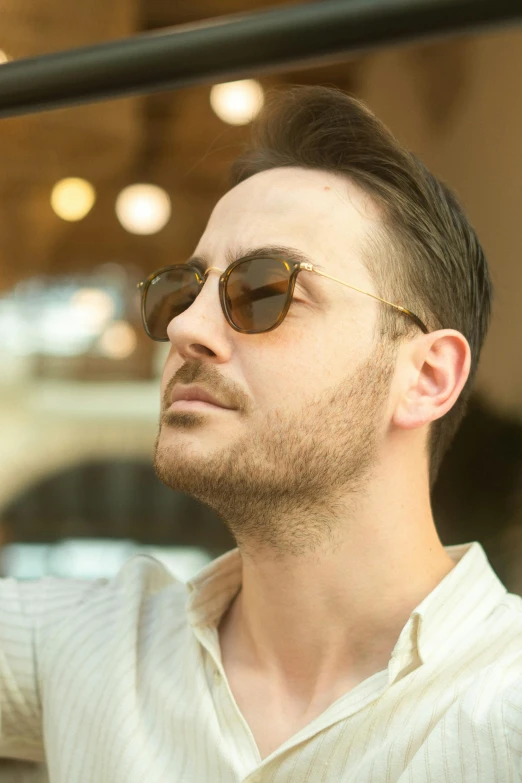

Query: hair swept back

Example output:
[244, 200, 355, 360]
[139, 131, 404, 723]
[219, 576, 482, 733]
[228, 85, 493, 487]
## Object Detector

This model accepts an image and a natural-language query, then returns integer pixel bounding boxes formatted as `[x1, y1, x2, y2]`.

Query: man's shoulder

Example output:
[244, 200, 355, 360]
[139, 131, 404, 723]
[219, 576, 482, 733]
[487, 591, 522, 662]
[42, 553, 190, 623]
[498, 591, 522, 631]
[116, 552, 188, 591]
[34, 555, 191, 656]
[110, 552, 191, 608]
[485, 593, 522, 726]
[447, 591, 522, 695]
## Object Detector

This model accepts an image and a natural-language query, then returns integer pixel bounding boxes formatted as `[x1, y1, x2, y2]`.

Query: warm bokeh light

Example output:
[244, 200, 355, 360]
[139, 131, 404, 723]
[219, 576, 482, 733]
[115, 184, 171, 235]
[0, 50, 10, 64]
[210, 79, 265, 125]
[51, 177, 96, 221]
[70, 288, 115, 330]
[98, 320, 137, 359]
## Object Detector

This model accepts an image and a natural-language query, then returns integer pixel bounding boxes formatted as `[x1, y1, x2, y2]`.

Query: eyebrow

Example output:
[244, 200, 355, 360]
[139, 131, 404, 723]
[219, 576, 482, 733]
[186, 244, 325, 272]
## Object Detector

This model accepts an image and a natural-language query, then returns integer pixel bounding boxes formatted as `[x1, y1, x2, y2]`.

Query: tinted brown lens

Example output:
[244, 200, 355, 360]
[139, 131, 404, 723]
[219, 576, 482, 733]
[144, 267, 200, 340]
[225, 258, 291, 332]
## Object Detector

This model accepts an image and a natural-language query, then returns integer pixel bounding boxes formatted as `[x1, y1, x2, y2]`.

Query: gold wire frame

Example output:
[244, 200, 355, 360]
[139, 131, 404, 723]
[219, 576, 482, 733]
[301, 263, 429, 334]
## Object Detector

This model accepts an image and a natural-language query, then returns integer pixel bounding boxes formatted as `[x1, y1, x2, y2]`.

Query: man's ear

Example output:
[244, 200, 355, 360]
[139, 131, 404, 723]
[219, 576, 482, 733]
[393, 330, 471, 431]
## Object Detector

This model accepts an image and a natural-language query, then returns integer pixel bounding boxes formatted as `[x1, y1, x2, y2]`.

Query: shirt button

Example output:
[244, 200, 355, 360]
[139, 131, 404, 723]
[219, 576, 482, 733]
[213, 668, 221, 684]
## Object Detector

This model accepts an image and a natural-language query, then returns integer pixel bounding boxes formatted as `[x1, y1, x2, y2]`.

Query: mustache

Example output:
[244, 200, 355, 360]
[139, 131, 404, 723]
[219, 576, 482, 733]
[163, 360, 251, 415]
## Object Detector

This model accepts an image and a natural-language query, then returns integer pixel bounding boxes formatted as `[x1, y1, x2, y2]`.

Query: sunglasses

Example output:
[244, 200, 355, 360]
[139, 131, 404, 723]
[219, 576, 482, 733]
[137, 255, 429, 339]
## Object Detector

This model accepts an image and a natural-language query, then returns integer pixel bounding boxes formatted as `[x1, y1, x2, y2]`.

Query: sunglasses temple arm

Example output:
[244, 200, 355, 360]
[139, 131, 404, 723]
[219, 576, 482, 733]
[309, 268, 428, 333]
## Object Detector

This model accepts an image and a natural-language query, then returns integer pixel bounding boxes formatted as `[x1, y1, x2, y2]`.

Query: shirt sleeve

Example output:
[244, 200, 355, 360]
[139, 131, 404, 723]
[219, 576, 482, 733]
[0, 575, 108, 762]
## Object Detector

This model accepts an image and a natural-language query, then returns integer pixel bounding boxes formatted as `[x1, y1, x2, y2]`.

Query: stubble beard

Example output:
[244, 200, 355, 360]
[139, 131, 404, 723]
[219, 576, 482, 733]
[153, 342, 396, 558]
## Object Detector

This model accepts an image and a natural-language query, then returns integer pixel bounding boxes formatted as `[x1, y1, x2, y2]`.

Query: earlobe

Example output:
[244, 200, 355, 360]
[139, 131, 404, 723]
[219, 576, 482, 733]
[392, 330, 471, 432]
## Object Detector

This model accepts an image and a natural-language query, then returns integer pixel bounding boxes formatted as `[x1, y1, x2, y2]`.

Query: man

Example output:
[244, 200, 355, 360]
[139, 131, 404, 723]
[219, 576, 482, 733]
[0, 86, 520, 782]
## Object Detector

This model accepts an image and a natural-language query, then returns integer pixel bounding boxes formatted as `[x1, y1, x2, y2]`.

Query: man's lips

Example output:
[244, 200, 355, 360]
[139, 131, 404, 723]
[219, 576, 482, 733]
[169, 399, 233, 412]
[169, 384, 235, 411]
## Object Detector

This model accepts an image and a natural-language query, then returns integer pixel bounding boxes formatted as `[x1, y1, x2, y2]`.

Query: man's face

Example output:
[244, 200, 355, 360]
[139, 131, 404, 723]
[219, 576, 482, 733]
[154, 167, 397, 554]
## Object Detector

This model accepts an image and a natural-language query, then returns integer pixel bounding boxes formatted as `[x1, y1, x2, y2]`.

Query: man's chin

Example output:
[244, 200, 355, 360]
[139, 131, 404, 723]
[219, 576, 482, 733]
[153, 445, 202, 496]
[152, 433, 228, 498]
[155, 422, 231, 461]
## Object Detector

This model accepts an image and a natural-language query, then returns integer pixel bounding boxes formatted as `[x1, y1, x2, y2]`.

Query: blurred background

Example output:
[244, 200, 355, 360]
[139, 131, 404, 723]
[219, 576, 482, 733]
[0, 3, 521, 776]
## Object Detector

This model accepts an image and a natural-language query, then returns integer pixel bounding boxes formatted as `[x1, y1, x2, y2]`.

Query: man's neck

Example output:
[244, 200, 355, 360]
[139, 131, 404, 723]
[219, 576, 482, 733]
[218, 498, 454, 702]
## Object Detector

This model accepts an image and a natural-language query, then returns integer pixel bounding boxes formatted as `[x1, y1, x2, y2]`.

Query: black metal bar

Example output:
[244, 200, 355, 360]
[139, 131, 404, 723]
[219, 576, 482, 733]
[0, 0, 520, 118]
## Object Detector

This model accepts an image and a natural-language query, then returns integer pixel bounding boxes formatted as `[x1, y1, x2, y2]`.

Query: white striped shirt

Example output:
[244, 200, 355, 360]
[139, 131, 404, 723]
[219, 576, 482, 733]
[0, 541, 522, 782]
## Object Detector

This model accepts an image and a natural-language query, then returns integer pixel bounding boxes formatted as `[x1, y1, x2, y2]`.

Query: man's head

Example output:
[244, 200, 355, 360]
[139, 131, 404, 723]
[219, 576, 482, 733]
[153, 86, 491, 552]
[228, 86, 492, 485]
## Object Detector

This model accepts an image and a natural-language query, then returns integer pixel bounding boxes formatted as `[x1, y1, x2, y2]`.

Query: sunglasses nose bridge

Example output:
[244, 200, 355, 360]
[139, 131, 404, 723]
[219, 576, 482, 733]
[199, 265, 226, 308]
[204, 266, 225, 279]
[187, 265, 228, 323]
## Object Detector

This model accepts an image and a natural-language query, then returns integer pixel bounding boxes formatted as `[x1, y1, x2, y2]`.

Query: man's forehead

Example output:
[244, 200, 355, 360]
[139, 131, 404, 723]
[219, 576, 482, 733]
[218, 167, 373, 214]
[199, 168, 379, 272]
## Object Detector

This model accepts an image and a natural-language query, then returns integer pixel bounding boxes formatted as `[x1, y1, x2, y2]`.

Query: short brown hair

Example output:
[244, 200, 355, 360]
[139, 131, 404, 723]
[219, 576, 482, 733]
[228, 85, 493, 488]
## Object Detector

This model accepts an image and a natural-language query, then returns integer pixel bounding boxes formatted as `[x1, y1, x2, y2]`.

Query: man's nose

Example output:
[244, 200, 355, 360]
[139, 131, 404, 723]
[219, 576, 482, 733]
[173, 266, 225, 326]
[166, 267, 232, 361]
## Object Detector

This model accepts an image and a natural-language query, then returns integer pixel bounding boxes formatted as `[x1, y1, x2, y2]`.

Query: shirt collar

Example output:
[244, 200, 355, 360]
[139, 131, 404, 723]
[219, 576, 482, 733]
[186, 547, 243, 630]
[388, 541, 507, 681]
[186, 541, 507, 680]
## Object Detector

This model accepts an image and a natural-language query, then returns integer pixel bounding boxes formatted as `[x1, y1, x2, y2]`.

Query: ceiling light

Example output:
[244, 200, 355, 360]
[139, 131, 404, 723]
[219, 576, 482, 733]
[210, 79, 265, 126]
[115, 184, 171, 235]
[51, 178, 96, 222]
